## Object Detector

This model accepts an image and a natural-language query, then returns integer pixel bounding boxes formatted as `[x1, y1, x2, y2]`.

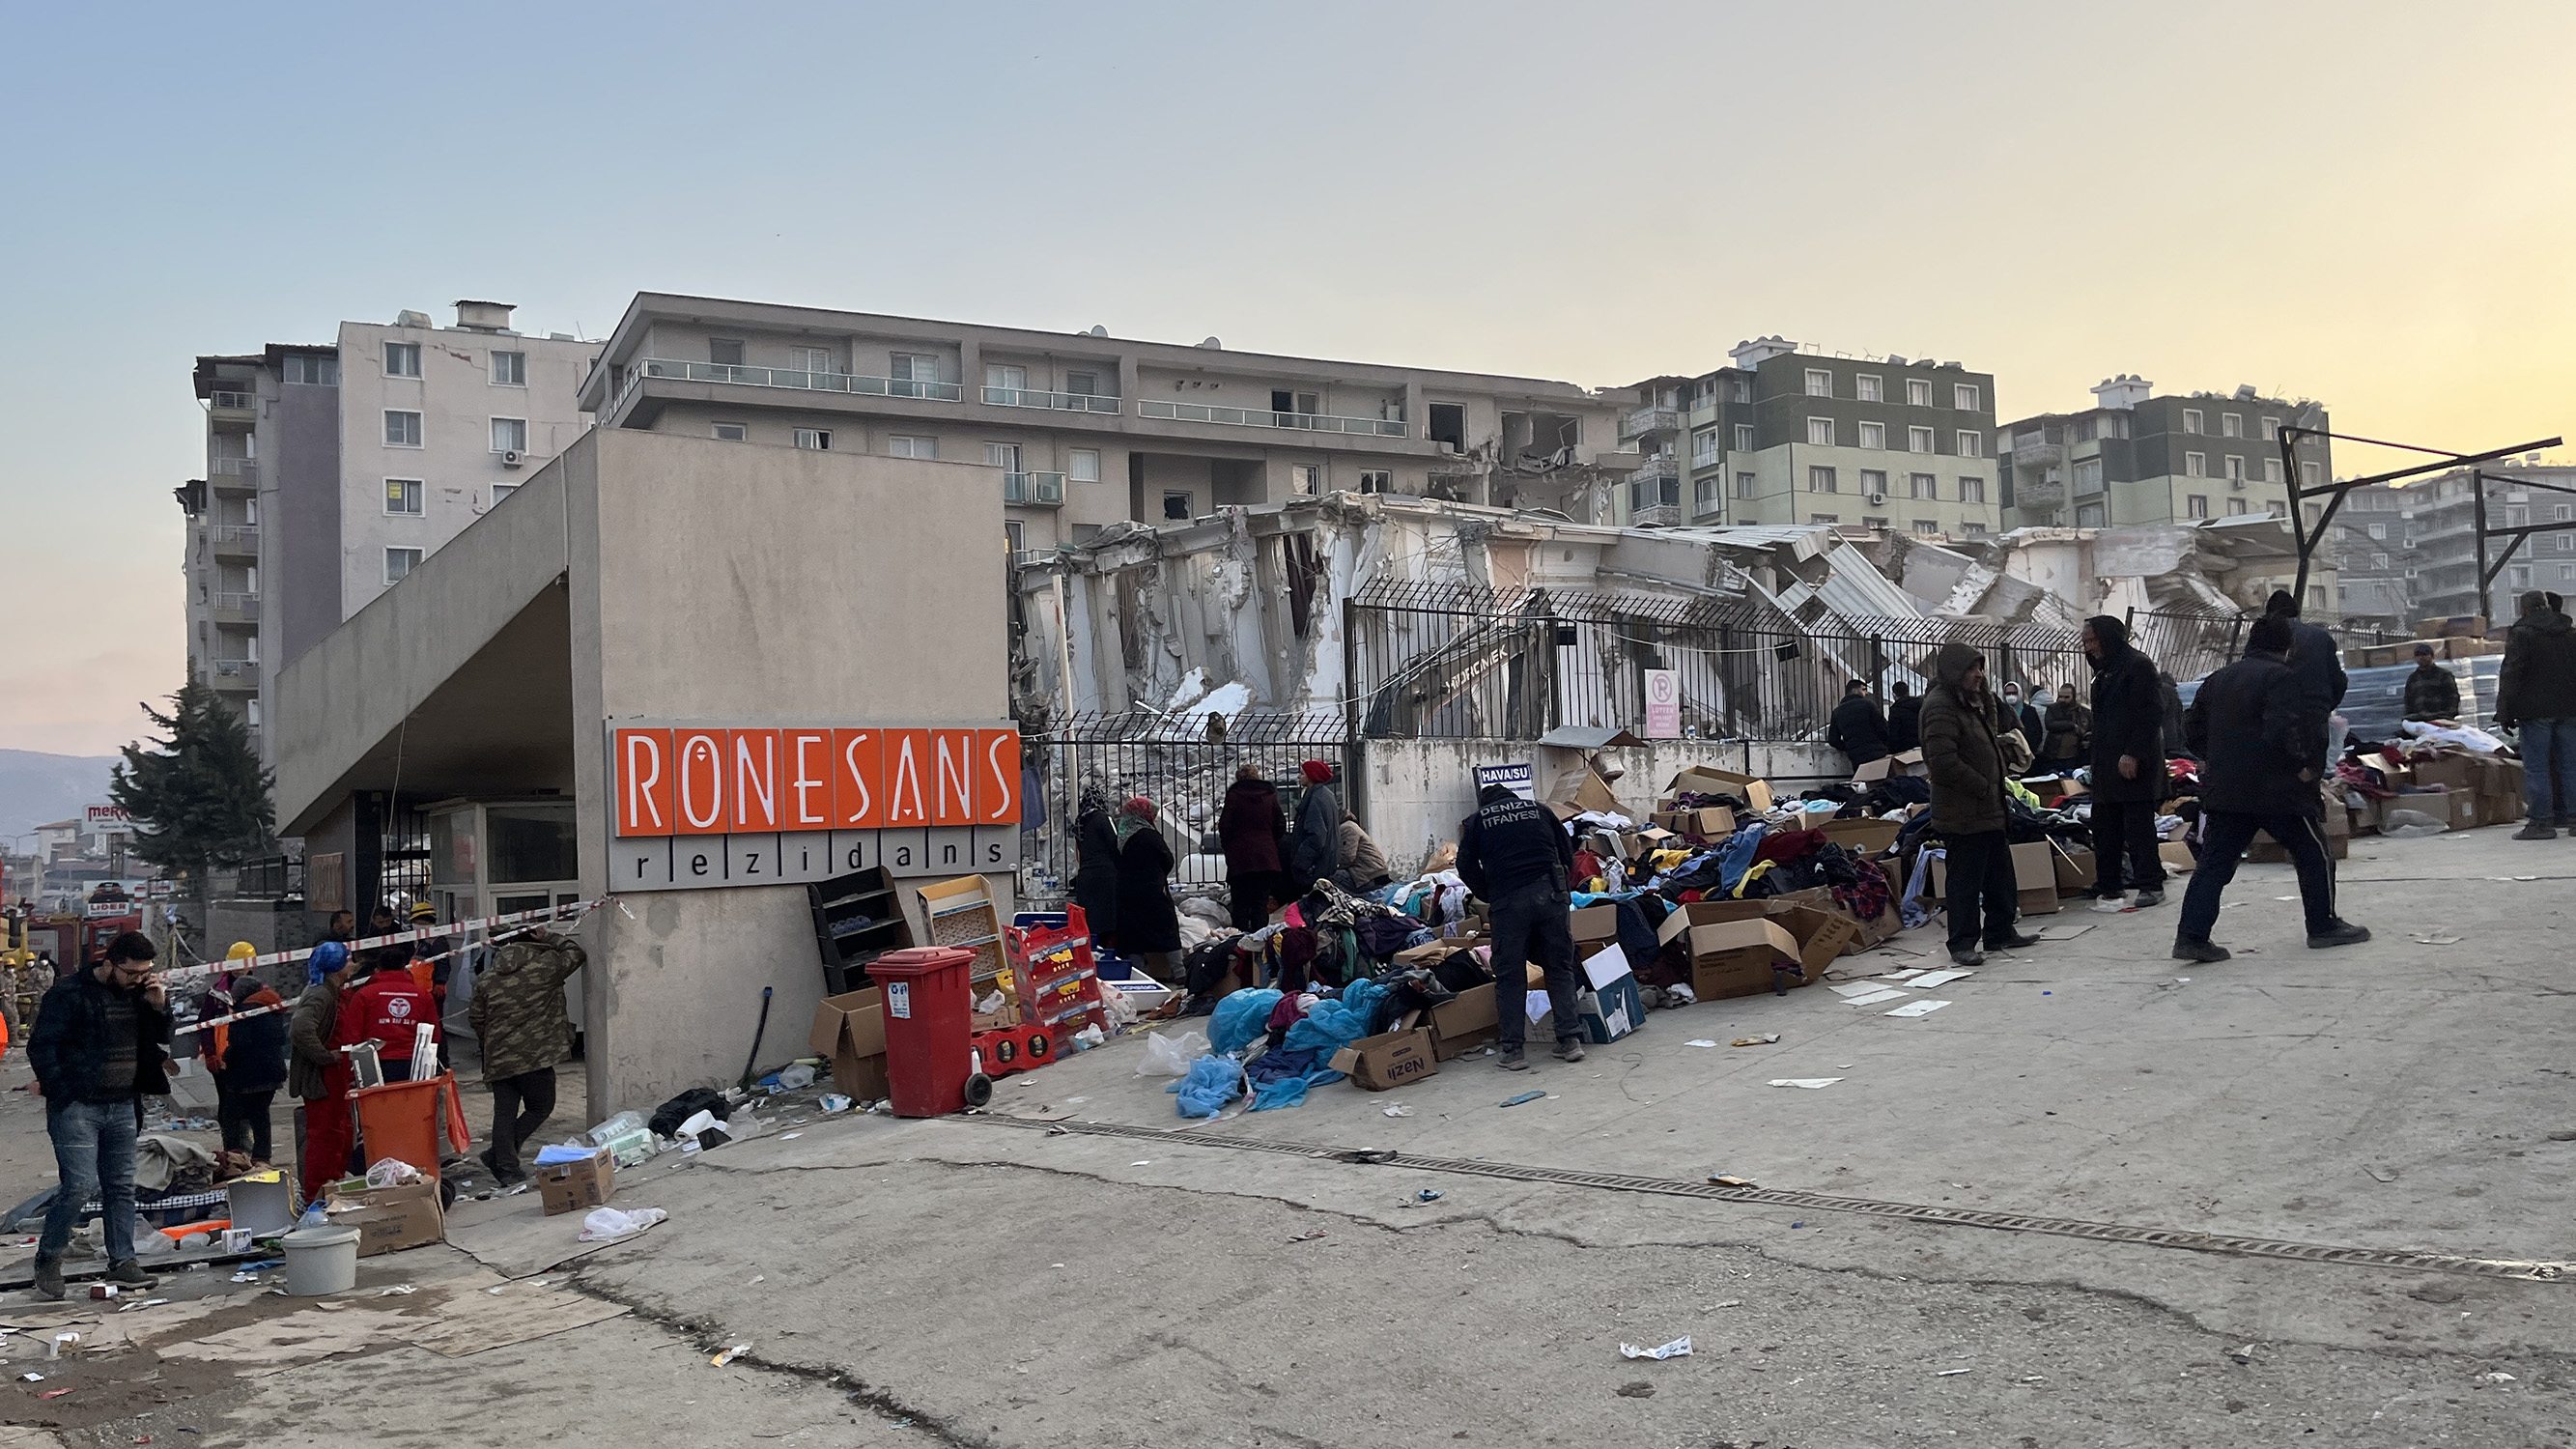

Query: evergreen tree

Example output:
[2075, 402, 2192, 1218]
[109, 682, 274, 884]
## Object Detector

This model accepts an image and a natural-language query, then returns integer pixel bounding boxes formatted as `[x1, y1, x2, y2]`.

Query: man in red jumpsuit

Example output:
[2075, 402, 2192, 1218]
[336, 946, 441, 1084]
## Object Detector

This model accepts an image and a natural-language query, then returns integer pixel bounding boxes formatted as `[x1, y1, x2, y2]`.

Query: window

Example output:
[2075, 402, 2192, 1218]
[1804, 368, 1832, 398]
[1005, 521, 1024, 554]
[2187, 495, 2210, 519]
[1955, 430, 1982, 457]
[2074, 417, 2098, 443]
[1863, 516, 1890, 530]
[2077, 502, 2107, 526]
[246, 698, 262, 726]
[2185, 451, 2207, 478]
[490, 417, 527, 454]
[492, 483, 518, 506]
[1357, 470, 1392, 494]
[2261, 417, 2280, 441]
[384, 342, 420, 378]
[2262, 458, 2282, 484]
[2226, 497, 2249, 516]
[383, 478, 422, 516]
[1070, 448, 1102, 484]
[1906, 379, 1933, 408]
[2510, 565, 2533, 588]
[1959, 475, 1986, 503]
[891, 353, 942, 393]
[1733, 423, 1755, 451]
[1856, 375, 1883, 403]
[1961, 521, 1989, 537]
[712, 422, 749, 441]
[984, 363, 1028, 400]
[1860, 469, 1888, 497]
[1953, 384, 1980, 412]
[2304, 503, 2322, 529]
[1857, 421, 1885, 449]
[284, 354, 337, 385]
[709, 338, 746, 367]
[2557, 503, 2574, 522]
[490, 350, 526, 386]
[1808, 465, 1838, 494]
[1912, 519, 1940, 535]
[1807, 417, 1834, 446]
[1734, 471, 1757, 499]
[2562, 562, 2576, 581]
[1291, 464, 1320, 496]
[1691, 429, 1719, 467]
[383, 547, 422, 583]
[1731, 378, 1753, 404]
[794, 428, 832, 450]
[2302, 461, 2322, 488]
[383, 410, 422, 447]
[888, 435, 934, 459]
[2182, 409, 2203, 435]
[1810, 513, 1841, 526]
[1909, 425, 1935, 453]
[985, 441, 1022, 477]
[1064, 369, 1102, 398]
[1163, 492, 1194, 520]
[1910, 472, 1937, 499]
[2074, 457, 2102, 490]
[2366, 522, 2387, 540]
[2222, 412, 2242, 438]
[2224, 455, 2246, 483]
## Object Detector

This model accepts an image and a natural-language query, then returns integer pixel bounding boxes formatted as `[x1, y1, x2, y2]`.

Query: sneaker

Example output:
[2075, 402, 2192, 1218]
[1496, 1047, 1530, 1072]
[31, 1258, 62, 1302]
[2131, 889, 2165, 907]
[2308, 921, 2372, 950]
[1947, 946, 1986, 967]
[1985, 932, 2044, 951]
[1553, 1039, 1588, 1064]
[2514, 822, 2558, 840]
[2173, 938, 2232, 964]
[106, 1260, 151, 1288]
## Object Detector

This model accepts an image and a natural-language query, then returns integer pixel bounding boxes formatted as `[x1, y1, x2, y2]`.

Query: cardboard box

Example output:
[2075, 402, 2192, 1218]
[327, 1179, 444, 1258]
[2010, 841, 2061, 915]
[809, 987, 890, 1103]
[1578, 975, 1646, 1043]
[1426, 987, 1499, 1061]
[2414, 614, 2488, 639]
[1664, 765, 1774, 813]
[2051, 841, 2097, 894]
[2406, 753, 2478, 793]
[2024, 775, 2088, 807]
[2440, 788, 2482, 832]
[1851, 749, 1927, 784]
[1656, 907, 1804, 1001]
[1396, 934, 1486, 969]
[1330, 1028, 1439, 1091]
[536, 1149, 616, 1217]
[1568, 903, 1622, 953]
[1772, 904, 1860, 976]
[2159, 840, 2196, 874]
[1652, 805, 1737, 839]
[1820, 817, 1901, 857]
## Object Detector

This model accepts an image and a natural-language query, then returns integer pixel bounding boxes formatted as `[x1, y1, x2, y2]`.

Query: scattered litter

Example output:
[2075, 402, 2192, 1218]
[1288, 1230, 1328, 1243]
[778, 1132, 802, 1141]
[1768, 1078, 1842, 1090]
[1415, 1189, 1443, 1203]
[1829, 980, 1901, 998]
[1381, 1104, 1413, 1118]
[1840, 988, 1909, 1007]
[1707, 1176, 1758, 1188]
[1711, 1298, 1743, 1309]
[1883, 1000, 1952, 1018]
[38, 1387, 71, 1401]
[1881, 969, 1925, 981]
[1500, 1091, 1546, 1108]
[817, 1094, 853, 1114]
[748, 1275, 765, 1285]
[2030, 923, 2096, 940]
[2361, 1164, 2398, 1184]
[2091, 898, 2131, 914]
[2410, 932, 2464, 946]
[710, 1344, 750, 1367]
[485, 1286, 508, 1295]
[2478, 1371, 2517, 1384]
[19, 1373, 42, 1382]
[1730, 1035, 1780, 1047]
[1129, 1160, 1153, 1167]
[2228, 1344, 2257, 1365]
[1935, 1367, 1974, 1377]
[577, 1206, 668, 1242]
[1907, 969, 1975, 989]
[2175, 977, 2192, 984]
[1619, 1336, 1693, 1361]
[1615, 1380, 1656, 1398]
[377, 1285, 417, 1296]
[1684, 1039, 1720, 1049]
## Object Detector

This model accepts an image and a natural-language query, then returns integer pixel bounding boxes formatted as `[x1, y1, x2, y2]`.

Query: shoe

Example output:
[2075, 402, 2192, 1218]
[1553, 1039, 1588, 1064]
[1497, 1047, 1529, 1072]
[2308, 921, 2372, 950]
[106, 1260, 151, 1288]
[2173, 938, 2232, 964]
[2131, 889, 2165, 907]
[2514, 823, 2558, 840]
[31, 1258, 62, 1301]
[1985, 932, 2044, 951]
[1947, 947, 1986, 967]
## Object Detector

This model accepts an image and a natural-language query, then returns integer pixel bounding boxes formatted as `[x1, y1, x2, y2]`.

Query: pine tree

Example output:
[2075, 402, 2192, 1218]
[109, 682, 275, 884]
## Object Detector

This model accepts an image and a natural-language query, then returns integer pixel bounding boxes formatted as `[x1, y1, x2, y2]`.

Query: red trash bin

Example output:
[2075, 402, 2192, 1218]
[867, 947, 978, 1118]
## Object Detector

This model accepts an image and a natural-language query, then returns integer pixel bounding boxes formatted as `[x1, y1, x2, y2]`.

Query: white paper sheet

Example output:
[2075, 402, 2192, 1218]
[1828, 980, 1898, 998]
[1907, 968, 1974, 989]
[1840, 988, 1909, 1006]
[1582, 943, 1633, 991]
[1883, 999, 1951, 1018]
[1768, 1078, 1842, 1089]
[1619, 1336, 1693, 1359]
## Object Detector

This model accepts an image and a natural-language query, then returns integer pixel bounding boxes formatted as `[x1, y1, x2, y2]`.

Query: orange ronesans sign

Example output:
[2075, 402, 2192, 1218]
[613, 725, 1023, 838]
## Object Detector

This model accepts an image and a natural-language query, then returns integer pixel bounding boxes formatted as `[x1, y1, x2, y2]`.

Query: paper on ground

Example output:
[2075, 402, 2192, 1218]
[1884, 999, 1951, 1018]
[1684, 1039, 1719, 1048]
[1881, 968, 1925, 981]
[1768, 1077, 1842, 1089]
[1619, 1336, 1693, 1360]
[1840, 988, 1908, 1007]
[1829, 981, 1900, 998]
[2030, 923, 2096, 940]
[1907, 968, 1974, 989]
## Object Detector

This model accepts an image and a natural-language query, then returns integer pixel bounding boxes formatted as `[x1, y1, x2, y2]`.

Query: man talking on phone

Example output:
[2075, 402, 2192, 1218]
[26, 930, 171, 1300]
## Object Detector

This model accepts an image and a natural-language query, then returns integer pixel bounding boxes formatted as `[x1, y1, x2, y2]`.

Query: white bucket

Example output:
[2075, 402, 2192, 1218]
[279, 1226, 360, 1296]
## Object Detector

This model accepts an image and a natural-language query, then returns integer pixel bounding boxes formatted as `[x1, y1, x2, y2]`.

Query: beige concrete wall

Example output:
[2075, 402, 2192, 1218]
[567, 429, 1013, 1111]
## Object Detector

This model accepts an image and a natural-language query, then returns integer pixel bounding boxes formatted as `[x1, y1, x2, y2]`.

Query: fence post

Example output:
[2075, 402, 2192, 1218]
[1868, 635, 1887, 699]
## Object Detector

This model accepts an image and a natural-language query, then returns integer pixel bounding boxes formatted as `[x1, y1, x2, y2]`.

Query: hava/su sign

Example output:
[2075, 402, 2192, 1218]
[609, 724, 1022, 892]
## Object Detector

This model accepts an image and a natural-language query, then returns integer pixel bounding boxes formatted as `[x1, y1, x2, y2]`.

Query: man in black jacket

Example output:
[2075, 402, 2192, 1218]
[1456, 783, 1585, 1071]
[2402, 643, 2462, 723]
[1826, 680, 1892, 772]
[1886, 681, 1922, 753]
[2082, 615, 2167, 905]
[2497, 589, 2576, 836]
[2172, 617, 2370, 963]
[25, 930, 169, 1300]
[2266, 590, 2349, 770]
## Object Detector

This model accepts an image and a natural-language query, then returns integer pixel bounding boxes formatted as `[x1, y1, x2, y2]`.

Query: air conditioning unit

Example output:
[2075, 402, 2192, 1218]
[501, 450, 524, 469]
[1865, 490, 1887, 505]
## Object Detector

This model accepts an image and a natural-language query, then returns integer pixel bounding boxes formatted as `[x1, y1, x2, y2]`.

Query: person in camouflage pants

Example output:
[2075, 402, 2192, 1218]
[467, 926, 587, 1186]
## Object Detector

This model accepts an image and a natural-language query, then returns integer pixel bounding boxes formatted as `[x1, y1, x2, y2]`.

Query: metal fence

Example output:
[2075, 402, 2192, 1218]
[1348, 580, 2086, 743]
[2124, 607, 2247, 686]
[1024, 710, 1352, 897]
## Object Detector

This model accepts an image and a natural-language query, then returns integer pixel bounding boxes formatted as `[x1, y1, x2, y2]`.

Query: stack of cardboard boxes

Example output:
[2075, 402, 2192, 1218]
[2344, 749, 2525, 836]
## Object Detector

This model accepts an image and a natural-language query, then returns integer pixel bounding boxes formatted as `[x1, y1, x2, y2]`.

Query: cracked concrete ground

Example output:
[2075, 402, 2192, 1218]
[7, 825, 2572, 1445]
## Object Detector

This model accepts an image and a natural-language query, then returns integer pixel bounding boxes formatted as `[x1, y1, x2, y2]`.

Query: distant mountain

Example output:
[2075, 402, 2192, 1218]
[0, 749, 119, 842]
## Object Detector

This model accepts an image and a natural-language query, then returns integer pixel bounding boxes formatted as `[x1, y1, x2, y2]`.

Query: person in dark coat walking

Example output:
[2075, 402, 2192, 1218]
[1216, 765, 1289, 930]
[1068, 788, 1121, 940]
[1826, 680, 1893, 771]
[2496, 588, 2576, 836]
[2402, 643, 2462, 723]
[1112, 797, 1183, 979]
[1918, 643, 2041, 967]
[2173, 616, 2370, 962]
[207, 974, 289, 1164]
[1887, 681, 1922, 753]
[2266, 590, 2349, 770]
[1289, 760, 1342, 895]
[2083, 614, 2168, 905]
[1456, 783, 1585, 1071]
[2158, 670, 2190, 758]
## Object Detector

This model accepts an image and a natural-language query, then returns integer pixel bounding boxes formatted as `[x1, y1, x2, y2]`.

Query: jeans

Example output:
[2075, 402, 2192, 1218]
[1486, 878, 1583, 1049]
[1942, 831, 2020, 951]
[40, 1099, 140, 1264]
[2090, 800, 2166, 895]
[2523, 718, 2576, 825]
[486, 1067, 558, 1181]
[2177, 810, 2339, 943]
[216, 1086, 277, 1161]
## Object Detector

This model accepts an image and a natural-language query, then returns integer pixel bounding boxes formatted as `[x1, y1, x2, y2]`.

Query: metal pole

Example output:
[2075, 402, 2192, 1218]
[2281, 429, 2311, 602]
[2474, 478, 2490, 624]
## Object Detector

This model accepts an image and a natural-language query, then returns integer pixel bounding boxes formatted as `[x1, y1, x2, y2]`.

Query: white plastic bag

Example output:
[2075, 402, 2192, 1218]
[577, 1206, 668, 1243]
[2381, 808, 2446, 838]
[1135, 1030, 1210, 1077]
[364, 1157, 424, 1188]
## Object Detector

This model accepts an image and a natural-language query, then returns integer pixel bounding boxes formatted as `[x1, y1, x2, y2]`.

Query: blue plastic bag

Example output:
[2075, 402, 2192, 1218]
[1167, 1055, 1244, 1118]
[1209, 988, 1285, 1055]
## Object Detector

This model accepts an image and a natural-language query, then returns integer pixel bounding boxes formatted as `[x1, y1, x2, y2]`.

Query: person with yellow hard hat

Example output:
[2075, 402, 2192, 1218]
[200, 942, 288, 1167]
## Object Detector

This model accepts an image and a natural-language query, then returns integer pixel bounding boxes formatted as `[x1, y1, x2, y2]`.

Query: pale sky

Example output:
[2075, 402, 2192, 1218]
[6, 0, 2572, 755]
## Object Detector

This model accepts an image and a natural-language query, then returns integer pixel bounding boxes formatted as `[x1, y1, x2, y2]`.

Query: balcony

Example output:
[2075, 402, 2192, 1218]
[2011, 434, 2062, 466]
[632, 357, 963, 403]
[1632, 504, 1682, 526]
[1135, 398, 1405, 438]
[2013, 477, 2067, 509]
[211, 524, 259, 559]
[983, 385, 1120, 415]
[207, 659, 258, 695]
[212, 591, 260, 625]
[210, 458, 258, 494]
[207, 391, 256, 432]
[1003, 471, 1066, 507]
[1621, 405, 1681, 442]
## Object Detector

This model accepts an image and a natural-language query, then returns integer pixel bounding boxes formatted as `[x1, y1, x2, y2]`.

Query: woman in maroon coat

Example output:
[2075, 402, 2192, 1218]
[1216, 765, 1289, 931]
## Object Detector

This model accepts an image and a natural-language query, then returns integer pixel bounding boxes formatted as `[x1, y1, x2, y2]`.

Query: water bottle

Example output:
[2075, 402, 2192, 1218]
[298, 1201, 328, 1231]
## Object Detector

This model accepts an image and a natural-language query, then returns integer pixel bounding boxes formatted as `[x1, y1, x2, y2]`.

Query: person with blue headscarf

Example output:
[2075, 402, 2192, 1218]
[289, 940, 357, 1201]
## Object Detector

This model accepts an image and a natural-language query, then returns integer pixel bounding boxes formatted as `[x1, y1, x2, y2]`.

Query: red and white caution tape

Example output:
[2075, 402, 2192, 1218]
[165, 897, 606, 985]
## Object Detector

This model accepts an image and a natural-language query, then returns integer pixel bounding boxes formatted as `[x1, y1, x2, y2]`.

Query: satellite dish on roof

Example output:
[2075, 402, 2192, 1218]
[1087, 325, 1108, 337]
[1197, 336, 1222, 349]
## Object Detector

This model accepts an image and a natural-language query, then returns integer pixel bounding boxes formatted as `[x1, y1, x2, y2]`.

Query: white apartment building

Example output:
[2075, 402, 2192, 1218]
[182, 302, 597, 765]
[574, 295, 1640, 550]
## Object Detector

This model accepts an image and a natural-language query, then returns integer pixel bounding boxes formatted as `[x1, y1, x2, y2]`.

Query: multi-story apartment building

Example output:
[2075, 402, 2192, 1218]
[2350, 465, 2576, 622]
[2326, 481, 2417, 634]
[1999, 377, 2334, 535]
[1626, 338, 2002, 538]
[573, 294, 1637, 550]
[180, 303, 597, 764]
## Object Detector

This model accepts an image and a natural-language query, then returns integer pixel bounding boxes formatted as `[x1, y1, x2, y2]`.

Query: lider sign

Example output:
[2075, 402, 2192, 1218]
[608, 723, 1022, 892]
